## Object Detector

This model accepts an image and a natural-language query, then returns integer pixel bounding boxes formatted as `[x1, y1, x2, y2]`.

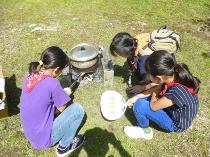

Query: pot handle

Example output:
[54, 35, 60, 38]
[98, 45, 104, 55]
[98, 45, 113, 70]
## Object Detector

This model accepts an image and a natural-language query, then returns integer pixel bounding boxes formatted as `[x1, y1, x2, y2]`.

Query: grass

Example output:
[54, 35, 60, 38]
[0, 0, 210, 156]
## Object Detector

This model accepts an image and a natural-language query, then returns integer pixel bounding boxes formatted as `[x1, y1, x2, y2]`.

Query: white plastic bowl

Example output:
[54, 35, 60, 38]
[100, 90, 127, 120]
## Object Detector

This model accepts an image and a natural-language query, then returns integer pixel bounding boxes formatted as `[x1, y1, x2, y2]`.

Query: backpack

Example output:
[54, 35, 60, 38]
[141, 25, 181, 55]
[127, 26, 181, 80]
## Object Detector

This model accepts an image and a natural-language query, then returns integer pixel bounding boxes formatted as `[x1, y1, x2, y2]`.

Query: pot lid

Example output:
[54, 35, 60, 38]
[68, 43, 98, 62]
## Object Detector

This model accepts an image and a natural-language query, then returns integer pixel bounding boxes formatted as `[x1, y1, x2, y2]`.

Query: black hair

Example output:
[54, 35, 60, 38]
[29, 46, 69, 74]
[145, 50, 200, 91]
[109, 32, 137, 57]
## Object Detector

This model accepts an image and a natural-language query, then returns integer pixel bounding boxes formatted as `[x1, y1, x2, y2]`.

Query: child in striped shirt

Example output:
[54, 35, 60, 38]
[125, 50, 200, 139]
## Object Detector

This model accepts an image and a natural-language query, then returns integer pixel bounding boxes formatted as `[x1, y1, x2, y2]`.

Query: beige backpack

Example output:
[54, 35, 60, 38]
[141, 26, 181, 56]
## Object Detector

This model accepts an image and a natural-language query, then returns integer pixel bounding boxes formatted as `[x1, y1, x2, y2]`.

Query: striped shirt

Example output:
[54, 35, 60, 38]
[163, 85, 199, 132]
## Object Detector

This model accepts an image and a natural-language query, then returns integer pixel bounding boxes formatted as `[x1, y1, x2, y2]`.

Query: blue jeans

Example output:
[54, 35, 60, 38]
[133, 97, 174, 132]
[51, 103, 84, 147]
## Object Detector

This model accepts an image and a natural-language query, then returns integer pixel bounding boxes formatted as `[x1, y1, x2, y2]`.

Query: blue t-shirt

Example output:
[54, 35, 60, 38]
[163, 84, 199, 132]
[20, 77, 70, 149]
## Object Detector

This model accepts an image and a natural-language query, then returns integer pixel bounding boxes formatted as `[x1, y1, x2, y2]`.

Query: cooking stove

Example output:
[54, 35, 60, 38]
[60, 45, 114, 90]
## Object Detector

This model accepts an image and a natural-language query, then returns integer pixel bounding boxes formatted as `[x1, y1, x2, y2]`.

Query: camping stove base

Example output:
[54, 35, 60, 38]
[69, 62, 103, 87]
[60, 45, 114, 89]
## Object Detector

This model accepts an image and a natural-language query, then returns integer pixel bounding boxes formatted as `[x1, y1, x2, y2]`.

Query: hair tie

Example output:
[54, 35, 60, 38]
[133, 39, 138, 48]
[38, 60, 43, 66]
[131, 39, 138, 55]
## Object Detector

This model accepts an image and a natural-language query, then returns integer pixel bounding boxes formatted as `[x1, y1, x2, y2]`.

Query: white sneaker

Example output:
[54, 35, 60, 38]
[124, 126, 153, 140]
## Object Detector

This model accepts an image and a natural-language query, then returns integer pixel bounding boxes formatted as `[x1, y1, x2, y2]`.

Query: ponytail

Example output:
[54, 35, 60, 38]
[28, 62, 40, 75]
[28, 46, 69, 75]
[145, 50, 201, 92]
[174, 63, 200, 91]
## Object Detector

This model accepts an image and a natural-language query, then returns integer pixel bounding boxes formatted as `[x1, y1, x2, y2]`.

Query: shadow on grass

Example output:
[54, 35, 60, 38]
[201, 52, 210, 59]
[113, 62, 129, 84]
[72, 127, 132, 157]
[113, 61, 141, 84]
[5, 75, 21, 115]
[124, 108, 136, 126]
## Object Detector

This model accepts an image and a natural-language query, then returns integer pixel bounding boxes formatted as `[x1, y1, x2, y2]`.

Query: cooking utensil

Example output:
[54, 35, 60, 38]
[128, 71, 132, 87]
[69, 72, 85, 89]
[64, 72, 86, 95]
[68, 43, 99, 69]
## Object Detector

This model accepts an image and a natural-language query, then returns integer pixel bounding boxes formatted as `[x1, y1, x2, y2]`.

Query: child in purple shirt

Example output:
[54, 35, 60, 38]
[20, 46, 85, 157]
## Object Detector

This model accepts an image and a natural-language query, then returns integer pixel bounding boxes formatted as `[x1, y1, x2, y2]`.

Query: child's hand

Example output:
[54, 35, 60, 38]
[64, 87, 72, 95]
[127, 96, 139, 107]
[151, 92, 158, 103]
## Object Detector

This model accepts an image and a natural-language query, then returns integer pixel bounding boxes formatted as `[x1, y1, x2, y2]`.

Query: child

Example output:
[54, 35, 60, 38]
[110, 32, 150, 82]
[110, 31, 178, 93]
[124, 50, 200, 139]
[20, 46, 85, 157]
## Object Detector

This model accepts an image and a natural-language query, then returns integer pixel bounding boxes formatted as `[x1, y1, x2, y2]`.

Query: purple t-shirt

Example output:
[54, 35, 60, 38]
[20, 76, 70, 149]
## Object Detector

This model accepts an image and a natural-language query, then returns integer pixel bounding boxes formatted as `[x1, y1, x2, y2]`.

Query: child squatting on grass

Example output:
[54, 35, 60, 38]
[109, 30, 178, 94]
[110, 32, 150, 83]
[124, 50, 200, 139]
[20, 46, 85, 157]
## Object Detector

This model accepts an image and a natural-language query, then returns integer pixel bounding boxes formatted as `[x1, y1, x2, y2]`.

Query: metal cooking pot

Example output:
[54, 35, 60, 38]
[68, 43, 99, 69]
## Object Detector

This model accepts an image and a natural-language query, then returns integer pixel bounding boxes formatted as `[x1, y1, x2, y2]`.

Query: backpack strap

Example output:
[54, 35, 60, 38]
[168, 33, 181, 51]
[147, 42, 156, 51]
[154, 32, 174, 39]
[157, 25, 167, 33]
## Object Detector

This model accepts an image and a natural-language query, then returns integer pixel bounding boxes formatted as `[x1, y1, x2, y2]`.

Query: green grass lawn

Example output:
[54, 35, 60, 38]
[0, 0, 210, 156]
